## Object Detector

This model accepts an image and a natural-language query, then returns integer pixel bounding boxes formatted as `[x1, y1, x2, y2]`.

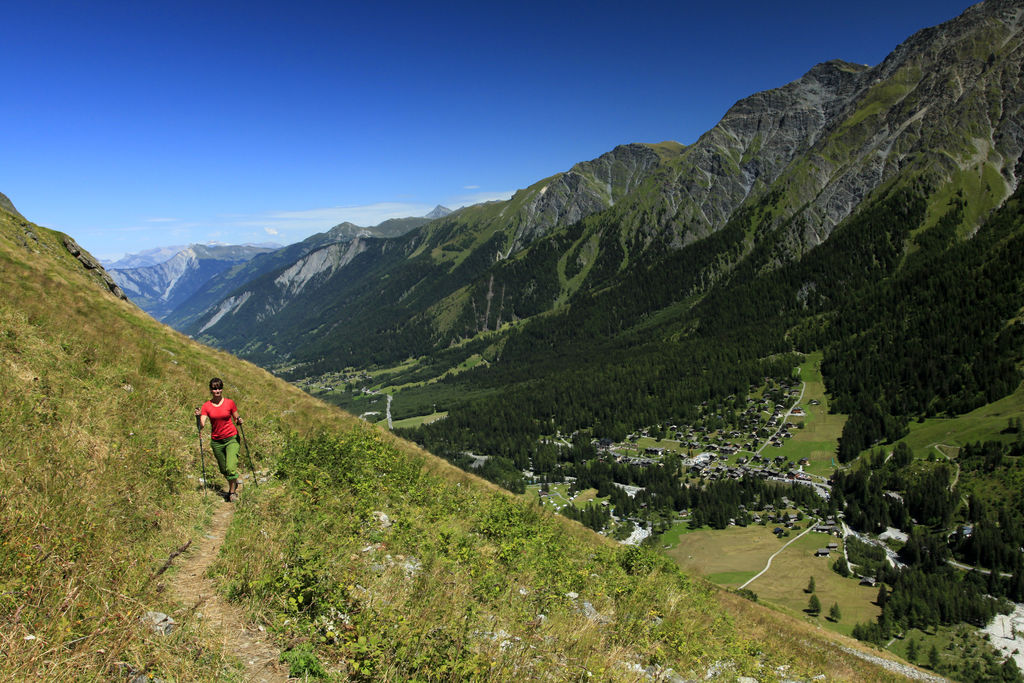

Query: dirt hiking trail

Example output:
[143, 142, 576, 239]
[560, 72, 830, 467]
[168, 489, 289, 682]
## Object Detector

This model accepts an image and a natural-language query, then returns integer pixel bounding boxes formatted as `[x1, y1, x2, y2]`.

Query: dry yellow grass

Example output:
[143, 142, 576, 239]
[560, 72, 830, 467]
[667, 525, 788, 583]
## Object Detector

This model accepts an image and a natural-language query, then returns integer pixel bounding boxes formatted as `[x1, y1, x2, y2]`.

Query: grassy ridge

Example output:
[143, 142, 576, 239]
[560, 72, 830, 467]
[0, 215, 342, 679]
[0, 211, 911, 680]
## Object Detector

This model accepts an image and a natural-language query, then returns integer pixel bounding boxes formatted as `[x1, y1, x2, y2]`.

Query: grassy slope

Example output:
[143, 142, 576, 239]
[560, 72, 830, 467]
[0, 212, 915, 680]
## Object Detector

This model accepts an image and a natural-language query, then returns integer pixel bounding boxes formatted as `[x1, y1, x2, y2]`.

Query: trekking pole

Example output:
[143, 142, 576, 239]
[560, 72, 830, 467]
[195, 411, 208, 497]
[238, 421, 259, 487]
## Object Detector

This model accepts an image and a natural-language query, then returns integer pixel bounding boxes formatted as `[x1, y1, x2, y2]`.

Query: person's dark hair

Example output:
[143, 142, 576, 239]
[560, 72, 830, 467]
[209, 377, 224, 390]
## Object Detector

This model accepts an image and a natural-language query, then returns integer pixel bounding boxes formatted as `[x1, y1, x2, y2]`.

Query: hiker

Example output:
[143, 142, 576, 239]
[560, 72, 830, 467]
[195, 377, 243, 501]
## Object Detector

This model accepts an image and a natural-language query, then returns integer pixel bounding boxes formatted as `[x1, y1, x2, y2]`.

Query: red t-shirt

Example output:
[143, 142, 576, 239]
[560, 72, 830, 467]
[201, 398, 238, 440]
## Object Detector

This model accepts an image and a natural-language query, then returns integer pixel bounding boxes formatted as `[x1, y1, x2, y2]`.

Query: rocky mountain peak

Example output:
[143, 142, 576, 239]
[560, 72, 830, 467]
[328, 221, 362, 235]
[425, 205, 452, 219]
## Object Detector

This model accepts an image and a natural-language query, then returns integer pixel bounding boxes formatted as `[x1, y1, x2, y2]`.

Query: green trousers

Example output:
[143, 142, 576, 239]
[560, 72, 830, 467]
[210, 435, 239, 481]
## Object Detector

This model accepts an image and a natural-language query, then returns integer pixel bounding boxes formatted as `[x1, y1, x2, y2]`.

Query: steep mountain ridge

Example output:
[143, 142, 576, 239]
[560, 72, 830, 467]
[163, 215, 431, 330]
[0, 190, 26, 220]
[184, 0, 1024, 377]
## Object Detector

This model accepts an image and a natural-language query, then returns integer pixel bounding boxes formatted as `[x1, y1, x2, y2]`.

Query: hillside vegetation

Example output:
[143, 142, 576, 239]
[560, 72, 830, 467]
[0, 210, 927, 680]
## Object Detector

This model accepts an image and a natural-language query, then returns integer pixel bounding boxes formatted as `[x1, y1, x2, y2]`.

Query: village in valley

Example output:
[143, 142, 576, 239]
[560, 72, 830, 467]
[299, 351, 1024, 670]
[518, 354, 916, 640]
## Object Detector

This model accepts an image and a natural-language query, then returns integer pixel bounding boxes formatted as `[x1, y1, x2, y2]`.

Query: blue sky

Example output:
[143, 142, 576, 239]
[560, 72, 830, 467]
[1, 0, 974, 261]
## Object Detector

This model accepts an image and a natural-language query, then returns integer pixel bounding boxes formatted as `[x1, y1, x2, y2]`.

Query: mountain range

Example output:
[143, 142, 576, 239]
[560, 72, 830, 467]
[161, 0, 1023, 461]
[109, 213, 441, 323]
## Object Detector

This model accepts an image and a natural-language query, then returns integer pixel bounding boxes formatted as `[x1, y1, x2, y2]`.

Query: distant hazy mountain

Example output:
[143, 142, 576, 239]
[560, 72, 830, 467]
[103, 245, 190, 269]
[104, 242, 281, 269]
[162, 215, 433, 330]
[109, 244, 277, 320]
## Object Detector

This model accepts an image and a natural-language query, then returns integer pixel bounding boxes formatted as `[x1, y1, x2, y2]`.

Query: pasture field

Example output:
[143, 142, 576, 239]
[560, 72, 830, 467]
[666, 523, 882, 638]
[731, 531, 881, 637]
[892, 380, 1024, 457]
[634, 435, 685, 454]
[666, 524, 789, 586]
[388, 411, 448, 429]
[785, 352, 845, 476]
[657, 518, 698, 547]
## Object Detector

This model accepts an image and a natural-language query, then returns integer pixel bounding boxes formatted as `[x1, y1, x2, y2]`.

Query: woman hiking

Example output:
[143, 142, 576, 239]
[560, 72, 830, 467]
[195, 377, 243, 501]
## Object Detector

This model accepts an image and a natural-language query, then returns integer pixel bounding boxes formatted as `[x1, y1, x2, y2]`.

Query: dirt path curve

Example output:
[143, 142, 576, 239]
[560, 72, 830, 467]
[168, 495, 289, 682]
[738, 518, 818, 590]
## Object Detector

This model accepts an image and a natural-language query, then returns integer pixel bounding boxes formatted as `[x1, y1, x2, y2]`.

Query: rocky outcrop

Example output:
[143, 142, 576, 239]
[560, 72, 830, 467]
[62, 236, 128, 300]
[506, 144, 665, 251]
[662, 59, 871, 240]
[273, 239, 370, 297]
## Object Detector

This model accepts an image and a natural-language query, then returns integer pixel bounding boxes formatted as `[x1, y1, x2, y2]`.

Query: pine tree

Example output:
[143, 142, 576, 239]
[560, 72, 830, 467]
[808, 594, 821, 616]
[928, 644, 940, 670]
[906, 638, 919, 663]
[829, 602, 842, 622]
[806, 575, 816, 593]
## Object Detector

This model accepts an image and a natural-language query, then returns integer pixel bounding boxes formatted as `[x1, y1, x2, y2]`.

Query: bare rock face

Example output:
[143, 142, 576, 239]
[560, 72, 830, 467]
[505, 143, 665, 252]
[62, 236, 128, 300]
[662, 60, 871, 241]
[617, 0, 1024, 257]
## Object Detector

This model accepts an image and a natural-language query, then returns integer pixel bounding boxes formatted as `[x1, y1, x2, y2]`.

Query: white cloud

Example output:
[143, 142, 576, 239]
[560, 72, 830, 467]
[445, 189, 515, 207]
[144, 217, 180, 223]
[463, 184, 480, 190]
[225, 202, 435, 235]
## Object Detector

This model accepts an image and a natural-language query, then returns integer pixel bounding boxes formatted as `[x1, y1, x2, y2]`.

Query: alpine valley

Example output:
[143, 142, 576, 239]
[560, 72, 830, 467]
[157, 1, 1024, 677]
[7, 0, 1024, 680]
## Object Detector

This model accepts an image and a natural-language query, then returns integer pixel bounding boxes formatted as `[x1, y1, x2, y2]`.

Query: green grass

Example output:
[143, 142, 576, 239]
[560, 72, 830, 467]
[745, 532, 881, 638]
[388, 411, 448, 429]
[657, 519, 699, 547]
[667, 525, 789, 585]
[666, 522, 881, 640]
[786, 352, 846, 474]
[708, 570, 758, 585]
[888, 380, 1024, 457]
